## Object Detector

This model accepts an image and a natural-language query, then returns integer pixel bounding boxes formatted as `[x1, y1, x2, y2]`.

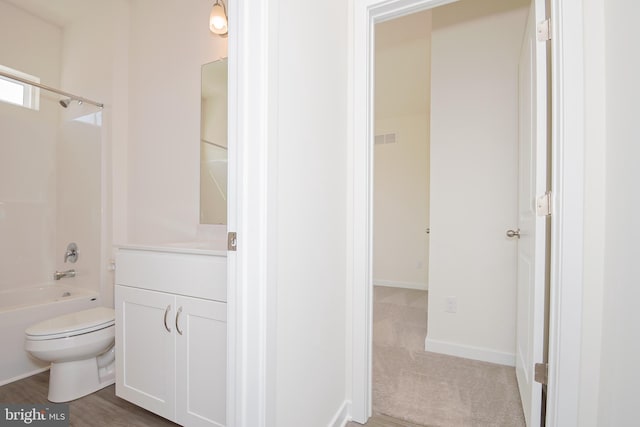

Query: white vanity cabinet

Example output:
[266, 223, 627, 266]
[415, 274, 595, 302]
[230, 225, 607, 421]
[114, 247, 227, 427]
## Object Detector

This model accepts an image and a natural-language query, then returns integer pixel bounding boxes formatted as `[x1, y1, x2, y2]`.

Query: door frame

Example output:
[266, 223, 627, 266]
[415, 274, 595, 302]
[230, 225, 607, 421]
[347, 0, 585, 424]
[226, 0, 277, 426]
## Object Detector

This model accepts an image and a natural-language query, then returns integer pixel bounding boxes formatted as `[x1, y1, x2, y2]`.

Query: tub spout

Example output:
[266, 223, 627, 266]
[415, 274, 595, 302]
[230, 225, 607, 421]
[54, 269, 76, 280]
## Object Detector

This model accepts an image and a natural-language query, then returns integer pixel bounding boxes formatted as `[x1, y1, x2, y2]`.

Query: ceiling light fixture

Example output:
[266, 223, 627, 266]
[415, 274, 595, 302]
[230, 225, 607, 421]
[209, 0, 228, 36]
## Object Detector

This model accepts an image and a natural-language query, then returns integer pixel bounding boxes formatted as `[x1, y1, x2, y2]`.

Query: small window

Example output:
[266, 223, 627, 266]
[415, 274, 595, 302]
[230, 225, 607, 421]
[0, 65, 40, 110]
[74, 111, 103, 127]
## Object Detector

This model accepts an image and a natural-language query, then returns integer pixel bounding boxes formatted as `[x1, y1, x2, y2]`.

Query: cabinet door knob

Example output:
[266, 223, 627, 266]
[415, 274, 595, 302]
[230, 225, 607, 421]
[506, 228, 521, 239]
[164, 305, 172, 332]
[176, 306, 183, 336]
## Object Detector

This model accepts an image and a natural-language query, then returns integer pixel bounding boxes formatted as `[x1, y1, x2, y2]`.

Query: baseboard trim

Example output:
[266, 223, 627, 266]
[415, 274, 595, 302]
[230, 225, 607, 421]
[373, 279, 427, 291]
[425, 337, 515, 367]
[328, 400, 350, 427]
[0, 366, 49, 387]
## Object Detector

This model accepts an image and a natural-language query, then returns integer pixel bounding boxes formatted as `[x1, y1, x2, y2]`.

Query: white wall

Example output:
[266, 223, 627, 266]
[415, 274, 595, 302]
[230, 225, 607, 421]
[373, 12, 431, 290]
[577, 0, 606, 424]
[0, 2, 62, 291]
[273, 0, 349, 424]
[426, 0, 528, 364]
[125, 0, 227, 245]
[596, 0, 640, 424]
[374, 115, 430, 289]
[577, 1, 640, 425]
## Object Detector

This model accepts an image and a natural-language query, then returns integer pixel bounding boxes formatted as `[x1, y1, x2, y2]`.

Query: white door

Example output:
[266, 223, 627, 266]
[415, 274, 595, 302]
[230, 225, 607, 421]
[115, 285, 176, 421]
[515, 0, 548, 426]
[175, 296, 227, 427]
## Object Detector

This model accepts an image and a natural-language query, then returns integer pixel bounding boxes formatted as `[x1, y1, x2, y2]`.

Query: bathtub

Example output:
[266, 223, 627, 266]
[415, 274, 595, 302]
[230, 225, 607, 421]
[0, 284, 100, 386]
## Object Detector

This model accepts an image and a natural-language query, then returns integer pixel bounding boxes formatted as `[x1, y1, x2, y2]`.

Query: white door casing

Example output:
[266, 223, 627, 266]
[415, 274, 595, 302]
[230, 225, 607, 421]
[226, 0, 275, 425]
[515, 1, 548, 425]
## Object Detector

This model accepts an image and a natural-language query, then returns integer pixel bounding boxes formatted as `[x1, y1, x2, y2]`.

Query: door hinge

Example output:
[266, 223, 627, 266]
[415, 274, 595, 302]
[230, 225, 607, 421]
[227, 232, 237, 251]
[537, 19, 551, 41]
[536, 191, 552, 216]
[535, 362, 548, 385]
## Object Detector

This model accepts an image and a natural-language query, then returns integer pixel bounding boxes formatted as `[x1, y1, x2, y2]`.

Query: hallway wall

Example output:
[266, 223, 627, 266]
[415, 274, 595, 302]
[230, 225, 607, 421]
[273, 0, 349, 424]
[426, 0, 529, 364]
[597, 0, 640, 424]
[374, 113, 430, 290]
[373, 11, 431, 291]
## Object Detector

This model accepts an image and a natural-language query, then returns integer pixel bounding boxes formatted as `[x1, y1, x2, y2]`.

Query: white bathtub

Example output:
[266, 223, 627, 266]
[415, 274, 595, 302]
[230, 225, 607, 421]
[0, 284, 100, 386]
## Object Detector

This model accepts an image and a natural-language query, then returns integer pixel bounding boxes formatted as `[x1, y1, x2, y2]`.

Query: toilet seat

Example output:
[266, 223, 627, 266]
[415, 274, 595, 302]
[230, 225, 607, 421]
[23, 306, 116, 402]
[25, 307, 115, 341]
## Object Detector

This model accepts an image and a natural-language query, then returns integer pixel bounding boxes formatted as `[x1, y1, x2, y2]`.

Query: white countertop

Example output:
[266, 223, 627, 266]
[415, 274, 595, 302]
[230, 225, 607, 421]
[115, 242, 227, 257]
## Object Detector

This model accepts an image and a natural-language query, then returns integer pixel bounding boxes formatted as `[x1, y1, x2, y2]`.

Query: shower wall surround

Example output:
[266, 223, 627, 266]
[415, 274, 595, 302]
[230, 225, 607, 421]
[0, 2, 107, 297]
[0, 3, 62, 292]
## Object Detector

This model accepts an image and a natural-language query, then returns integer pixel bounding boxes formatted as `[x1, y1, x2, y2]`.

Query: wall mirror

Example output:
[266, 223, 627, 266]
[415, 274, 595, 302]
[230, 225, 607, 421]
[200, 58, 228, 225]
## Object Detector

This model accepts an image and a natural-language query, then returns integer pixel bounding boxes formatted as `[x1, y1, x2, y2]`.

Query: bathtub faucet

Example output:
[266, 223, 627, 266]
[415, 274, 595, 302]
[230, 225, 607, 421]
[54, 269, 76, 280]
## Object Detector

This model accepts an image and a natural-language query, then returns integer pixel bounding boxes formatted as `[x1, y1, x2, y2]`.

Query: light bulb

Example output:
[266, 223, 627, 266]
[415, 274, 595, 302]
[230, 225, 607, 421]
[209, 3, 228, 35]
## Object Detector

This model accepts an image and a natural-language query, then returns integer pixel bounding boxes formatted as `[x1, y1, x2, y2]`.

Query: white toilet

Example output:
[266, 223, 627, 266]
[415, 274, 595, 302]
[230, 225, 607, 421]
[24, 307, 116, 402]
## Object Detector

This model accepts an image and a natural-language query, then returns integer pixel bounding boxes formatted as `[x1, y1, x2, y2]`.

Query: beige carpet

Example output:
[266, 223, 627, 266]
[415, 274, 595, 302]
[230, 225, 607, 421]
[369, 286, 525, 427]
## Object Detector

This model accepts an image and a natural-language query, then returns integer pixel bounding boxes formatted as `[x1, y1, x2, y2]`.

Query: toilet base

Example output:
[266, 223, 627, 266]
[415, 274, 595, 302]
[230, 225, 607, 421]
[48, 356, 115, 403]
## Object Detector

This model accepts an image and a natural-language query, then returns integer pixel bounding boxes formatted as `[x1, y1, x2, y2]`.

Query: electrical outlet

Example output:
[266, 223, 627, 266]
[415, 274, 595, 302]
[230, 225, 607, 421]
[445, 296, 457, 313]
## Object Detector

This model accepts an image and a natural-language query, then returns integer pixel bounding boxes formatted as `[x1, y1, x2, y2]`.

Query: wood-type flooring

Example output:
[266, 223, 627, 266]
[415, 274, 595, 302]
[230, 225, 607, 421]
[0, 371, 176, 426]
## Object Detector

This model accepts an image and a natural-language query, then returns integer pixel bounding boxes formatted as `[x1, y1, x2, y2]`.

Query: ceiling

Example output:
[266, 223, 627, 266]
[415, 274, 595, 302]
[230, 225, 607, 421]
[7, 0, 430, 120]
[2, 0, 106, 27]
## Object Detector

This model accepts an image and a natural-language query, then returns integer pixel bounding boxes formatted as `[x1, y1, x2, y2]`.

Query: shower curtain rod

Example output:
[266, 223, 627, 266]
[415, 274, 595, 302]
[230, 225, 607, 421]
[0, 70, 104, 108]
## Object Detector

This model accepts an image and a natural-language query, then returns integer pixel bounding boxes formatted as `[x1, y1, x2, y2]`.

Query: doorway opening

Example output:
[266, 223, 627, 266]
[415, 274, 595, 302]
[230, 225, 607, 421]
[349, 0, 586, 425]
[366, 0, 546, 425]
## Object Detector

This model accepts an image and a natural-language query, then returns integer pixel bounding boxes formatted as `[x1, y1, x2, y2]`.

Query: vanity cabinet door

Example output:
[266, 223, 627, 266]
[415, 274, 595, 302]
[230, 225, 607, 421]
[115, 285, 176, 421]
[175, 296, 227, 427]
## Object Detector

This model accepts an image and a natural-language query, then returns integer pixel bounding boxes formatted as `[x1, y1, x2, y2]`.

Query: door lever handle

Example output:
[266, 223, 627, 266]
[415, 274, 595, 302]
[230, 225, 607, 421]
[506, 228, 521, 239]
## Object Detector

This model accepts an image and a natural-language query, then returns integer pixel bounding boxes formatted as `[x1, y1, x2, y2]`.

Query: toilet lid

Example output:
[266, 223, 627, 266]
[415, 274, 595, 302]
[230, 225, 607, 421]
[25, 307, 115, 340]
